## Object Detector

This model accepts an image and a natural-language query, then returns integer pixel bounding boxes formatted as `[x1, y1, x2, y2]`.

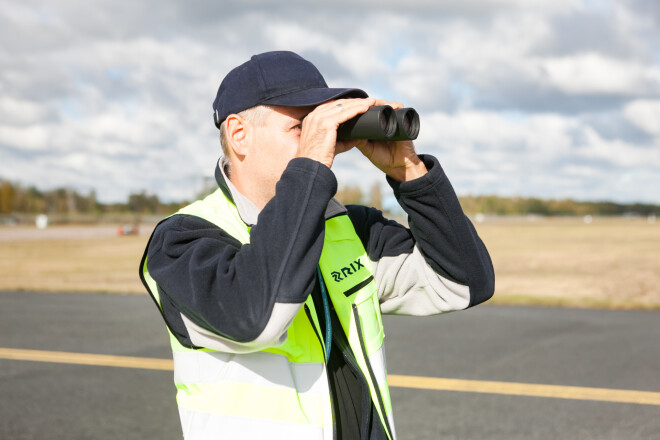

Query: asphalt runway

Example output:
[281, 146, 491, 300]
[1, 290, 659, 439]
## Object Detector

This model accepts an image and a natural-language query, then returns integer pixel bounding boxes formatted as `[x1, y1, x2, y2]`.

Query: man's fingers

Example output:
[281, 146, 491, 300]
[334, 141, 355, 155]
[295, 97, 402, 169]
[308, 98, 404, 128]
[310, 98, 376, 125]
[372, 99, 404, 110]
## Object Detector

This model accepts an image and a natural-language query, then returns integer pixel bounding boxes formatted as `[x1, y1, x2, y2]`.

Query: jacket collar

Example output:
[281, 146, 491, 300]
[214, 158, 347, 226]
[215, 159, 260, 226]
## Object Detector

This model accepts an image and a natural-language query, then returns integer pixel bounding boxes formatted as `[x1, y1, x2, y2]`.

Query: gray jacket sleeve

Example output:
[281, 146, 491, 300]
[346, 155, 494, 315]
[144, 154, 494, 352]
[145, 158, 337, 352]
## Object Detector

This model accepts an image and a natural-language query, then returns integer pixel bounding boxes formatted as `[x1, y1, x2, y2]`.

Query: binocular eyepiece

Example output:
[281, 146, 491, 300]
[337, 106, 420, 141]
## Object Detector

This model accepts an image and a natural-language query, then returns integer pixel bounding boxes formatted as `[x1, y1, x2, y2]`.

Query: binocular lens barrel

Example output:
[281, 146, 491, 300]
[337, 105, 419, 141]
[337, 105, 396, 141]
[392, 108, 420, 141]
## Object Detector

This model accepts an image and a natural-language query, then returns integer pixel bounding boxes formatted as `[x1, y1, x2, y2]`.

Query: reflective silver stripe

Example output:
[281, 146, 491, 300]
[178, 407, 329, 440]
[367, 346, 398, 438]
[180, 302, 302, 353]
[173, 350, 327, 393]
[368, 346, 389, 404]
[387, 413, 398, 440]
[377, 245, 471, 315]
[173, 350, 333, 437]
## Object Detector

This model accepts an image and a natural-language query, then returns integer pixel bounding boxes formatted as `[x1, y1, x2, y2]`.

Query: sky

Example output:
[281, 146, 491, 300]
[1, 0, 659, 204]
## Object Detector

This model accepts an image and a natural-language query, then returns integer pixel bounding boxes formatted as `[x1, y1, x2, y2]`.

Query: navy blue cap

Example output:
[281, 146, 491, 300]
[212, 51, 368, 128]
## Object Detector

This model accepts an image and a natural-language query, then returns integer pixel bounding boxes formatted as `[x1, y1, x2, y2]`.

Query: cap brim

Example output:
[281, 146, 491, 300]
[260, 87, 368, 107]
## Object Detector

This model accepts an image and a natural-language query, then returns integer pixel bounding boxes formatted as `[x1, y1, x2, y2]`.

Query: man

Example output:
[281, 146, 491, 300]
[140, 51, 494, 440]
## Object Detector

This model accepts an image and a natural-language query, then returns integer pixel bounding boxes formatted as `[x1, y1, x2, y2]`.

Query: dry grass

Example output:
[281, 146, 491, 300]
[1, 217, 659, 309]
[474, 217, 660, 309]
[0, 226, 150, 294]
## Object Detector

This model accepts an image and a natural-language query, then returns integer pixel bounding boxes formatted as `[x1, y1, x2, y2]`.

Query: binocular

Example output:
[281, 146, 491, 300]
[337, 106, 420, 141]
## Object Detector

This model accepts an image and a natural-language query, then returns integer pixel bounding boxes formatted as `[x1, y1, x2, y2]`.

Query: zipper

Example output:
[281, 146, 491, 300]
[352, 304, 393, 440]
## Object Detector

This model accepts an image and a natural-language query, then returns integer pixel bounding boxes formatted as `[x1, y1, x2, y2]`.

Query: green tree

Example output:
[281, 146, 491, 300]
[368, 183, 383, 211]
[0, 180, 14, 214]
[128, 191, 160, 214]
[335, 185, 364, 206]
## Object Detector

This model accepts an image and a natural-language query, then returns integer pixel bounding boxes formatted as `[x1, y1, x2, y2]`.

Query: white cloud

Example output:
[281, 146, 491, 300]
[415, 109, 660, 202]
[1, 0, 659, 204]
[0, 97, 49, 125]
[623, 100, 660, 137]
[390, 56, 451, 109]
[541, 52, 660, 95]
[0, 124, 51, 152]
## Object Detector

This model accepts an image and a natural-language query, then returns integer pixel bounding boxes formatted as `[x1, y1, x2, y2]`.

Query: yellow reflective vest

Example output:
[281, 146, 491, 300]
[141, 187, 396, 439]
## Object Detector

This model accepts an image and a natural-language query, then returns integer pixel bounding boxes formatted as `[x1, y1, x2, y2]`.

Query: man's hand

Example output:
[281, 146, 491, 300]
[354, 99, 428, 182]
[296, 98, 376, 169]
[296, 97, 427, 182]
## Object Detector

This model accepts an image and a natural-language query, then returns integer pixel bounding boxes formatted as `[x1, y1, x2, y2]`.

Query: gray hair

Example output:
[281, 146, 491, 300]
[219, 105, 273, 177]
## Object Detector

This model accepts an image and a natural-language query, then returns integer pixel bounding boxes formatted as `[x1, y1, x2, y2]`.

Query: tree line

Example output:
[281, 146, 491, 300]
[457, 195, 659, 217]
[1, 178, 658, 218]
[0, 180, 184, 217]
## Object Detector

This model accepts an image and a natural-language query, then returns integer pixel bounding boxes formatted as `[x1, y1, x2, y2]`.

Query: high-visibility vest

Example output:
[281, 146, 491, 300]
[140, 188, 396, 439]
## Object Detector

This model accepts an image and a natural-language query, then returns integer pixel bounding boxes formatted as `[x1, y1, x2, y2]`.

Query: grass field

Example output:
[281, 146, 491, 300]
[0, 225, 148, 295]
[1, 217, 658, 309]
[475, 216, 660, 309]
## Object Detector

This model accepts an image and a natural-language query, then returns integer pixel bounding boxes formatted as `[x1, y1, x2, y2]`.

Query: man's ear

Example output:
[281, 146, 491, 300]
[225, 114, 249, 157]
